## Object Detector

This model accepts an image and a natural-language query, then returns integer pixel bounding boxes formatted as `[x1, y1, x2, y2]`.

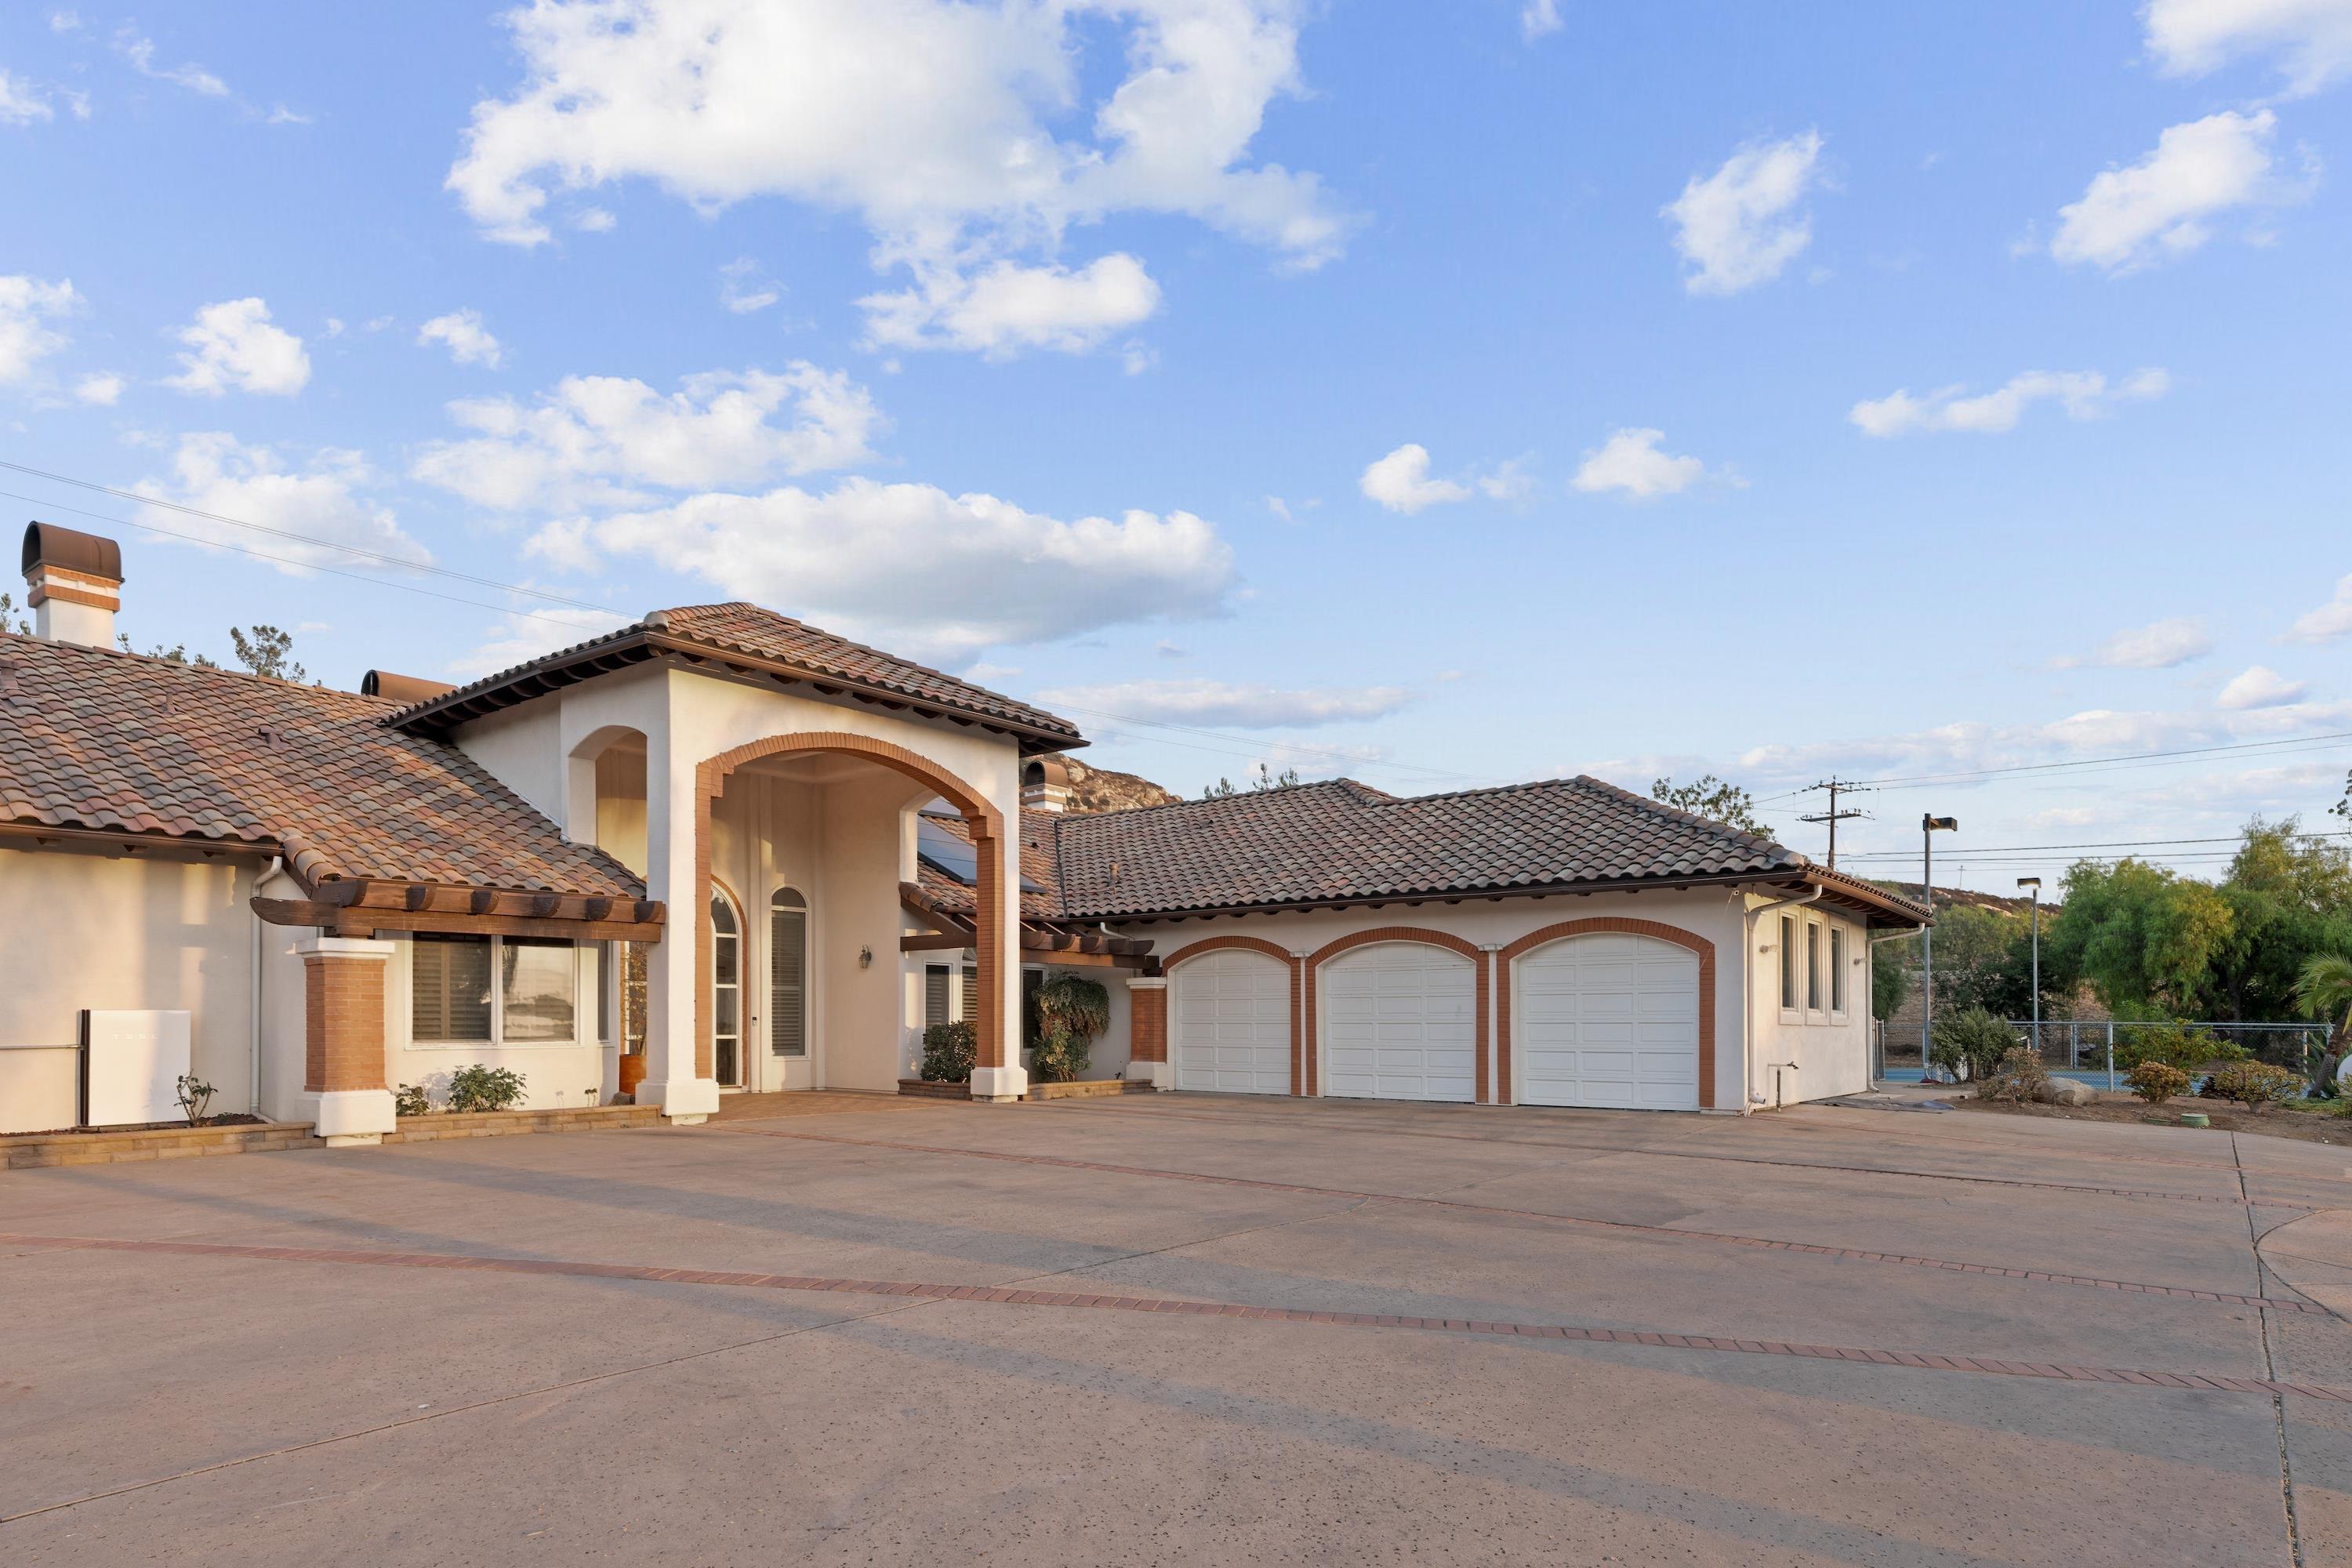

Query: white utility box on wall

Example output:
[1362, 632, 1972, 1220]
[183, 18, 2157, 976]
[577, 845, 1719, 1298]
[80, 1010, 192, 1127]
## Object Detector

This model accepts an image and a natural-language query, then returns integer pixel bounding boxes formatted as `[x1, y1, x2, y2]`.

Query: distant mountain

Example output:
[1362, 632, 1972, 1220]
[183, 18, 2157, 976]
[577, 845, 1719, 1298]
[1041, 753, 1183, 814]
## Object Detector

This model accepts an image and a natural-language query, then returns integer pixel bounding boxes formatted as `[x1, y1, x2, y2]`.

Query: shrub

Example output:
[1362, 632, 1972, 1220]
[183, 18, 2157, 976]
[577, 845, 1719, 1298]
[2123, 1061, 2191, 1105]
[394, 1082, 432, 1118]
[1029, 974, 1112, 1083]
[446, 1063, 527, 1113]
[1980, 1046, 2049, 1104]
[920, 1021, 977, 1083]
[2112, 1019, 2245, 1075]
[2205, 1062, 2303, 1112]
[174, 1073, 216, 1126]
[1929, 1007, 2018, 1080]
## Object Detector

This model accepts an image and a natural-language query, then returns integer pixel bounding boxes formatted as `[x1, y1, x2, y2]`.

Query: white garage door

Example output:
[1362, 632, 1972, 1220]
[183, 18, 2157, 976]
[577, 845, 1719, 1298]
[1515, 934, 1700, 1110]
[1171, 950, 1292, 1094]
[1321, 945, 1475, 1102]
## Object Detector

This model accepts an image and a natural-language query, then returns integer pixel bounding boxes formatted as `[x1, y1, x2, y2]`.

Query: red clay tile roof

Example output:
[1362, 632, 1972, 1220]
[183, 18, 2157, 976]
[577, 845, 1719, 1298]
[385, 601, 1083, 747]
[0, 633, 643, 899]
[1049, 775, 1812, 918]
[906, 779, 1930, 928]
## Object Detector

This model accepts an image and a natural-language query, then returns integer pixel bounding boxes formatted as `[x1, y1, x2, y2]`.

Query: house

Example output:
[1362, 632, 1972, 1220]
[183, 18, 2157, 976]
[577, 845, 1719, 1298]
[0, 521, 1929, 1142]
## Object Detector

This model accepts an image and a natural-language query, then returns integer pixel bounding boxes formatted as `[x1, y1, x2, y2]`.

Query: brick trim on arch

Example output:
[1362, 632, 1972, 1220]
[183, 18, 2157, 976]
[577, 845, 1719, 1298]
[693, 732, 1008, 1079]
[1494, 918, 1718, 1110]
[1160, 935, 1305, 1094]
[1302, 927, 1490, 1103]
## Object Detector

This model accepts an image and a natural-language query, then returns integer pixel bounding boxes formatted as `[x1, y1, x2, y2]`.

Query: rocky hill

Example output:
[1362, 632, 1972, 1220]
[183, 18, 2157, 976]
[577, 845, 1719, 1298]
[1041, 753, 1183, 814]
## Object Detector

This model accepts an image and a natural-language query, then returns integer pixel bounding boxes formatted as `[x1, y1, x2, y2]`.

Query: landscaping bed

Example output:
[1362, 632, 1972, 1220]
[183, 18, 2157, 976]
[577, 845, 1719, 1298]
[1954, 1093, 2352, 1145]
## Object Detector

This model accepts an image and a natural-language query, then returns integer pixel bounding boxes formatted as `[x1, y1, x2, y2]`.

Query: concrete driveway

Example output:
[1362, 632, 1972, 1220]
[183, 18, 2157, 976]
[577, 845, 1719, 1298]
[2, 1092, 2347, 1566]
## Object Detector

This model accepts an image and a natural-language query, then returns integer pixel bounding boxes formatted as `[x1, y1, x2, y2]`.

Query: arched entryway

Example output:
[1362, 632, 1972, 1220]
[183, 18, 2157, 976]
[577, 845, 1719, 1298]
[693, 732, 1012, 1094]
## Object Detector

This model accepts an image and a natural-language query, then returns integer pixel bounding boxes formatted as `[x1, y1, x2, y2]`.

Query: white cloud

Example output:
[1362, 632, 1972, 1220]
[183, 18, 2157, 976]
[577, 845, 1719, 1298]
[1033, 677, 1414, 729]
[445, 0, 1351, 355]
[718, 258, 780, 314]
[2050, 111, 2307, 272]
[1571, 428, 1712, 499]
[0, 274, 79, 383]
[2052, 615, 2216, 670]
[164, 298, 310, 397]
[133, 432, 429, 574]
[1663, 130, 1824, 296]
[1, 67, 54, 125]
[1850, 368, 2171, 437]
[571, 207, 616, 233]
[2284, 572, 2352, 643]
[416, 308, 503, 368]
[414, 362, 882, 511]
[861, 254, 1161, 358]
[527, 477, 1238, 662]
[267, 104, 311, 126]
[2217, 665, 2309, 709]
[449, 604, 633, 681]
[1359, 443, 1471, 514]
[73, 371, 122, 405]
[1521, 1, 1564, 41]
[2144, 0, 2352, 96]
[114, 26, 228, 97]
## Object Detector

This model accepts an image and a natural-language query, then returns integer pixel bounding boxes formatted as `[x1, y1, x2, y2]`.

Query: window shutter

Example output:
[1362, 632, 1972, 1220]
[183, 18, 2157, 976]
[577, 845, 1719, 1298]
[925, 966, 951, 1028]
[413, 935, 491, 1042]
[960, 964, 978, 1023]
[770, 895, 807, 1058]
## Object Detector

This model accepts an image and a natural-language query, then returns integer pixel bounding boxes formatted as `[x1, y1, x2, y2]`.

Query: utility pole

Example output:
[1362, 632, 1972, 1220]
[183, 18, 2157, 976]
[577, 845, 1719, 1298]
[1922, 815, 1958, 1073]
[1796, 777, 1871, 869]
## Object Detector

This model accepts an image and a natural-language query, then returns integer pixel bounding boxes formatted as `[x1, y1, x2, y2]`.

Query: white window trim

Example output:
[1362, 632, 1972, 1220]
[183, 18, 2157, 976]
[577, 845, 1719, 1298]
[1805, 918, 1828, 1022]
[1828, 922, 1850, 1023]
[397, 935, 590, 1051]
[1777, 915, 1800, 1022]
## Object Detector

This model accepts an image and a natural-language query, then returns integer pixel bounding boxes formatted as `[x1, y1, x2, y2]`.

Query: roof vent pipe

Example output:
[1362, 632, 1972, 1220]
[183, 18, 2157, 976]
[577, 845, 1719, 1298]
[361, 670, 459, 706]
[20, 521, 122, 649]
[1021, 756, 1072, 814]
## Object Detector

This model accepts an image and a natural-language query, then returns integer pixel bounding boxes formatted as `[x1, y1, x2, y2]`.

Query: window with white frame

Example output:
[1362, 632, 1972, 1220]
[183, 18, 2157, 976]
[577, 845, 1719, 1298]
[1806, 920, 1823, 1014]
[409, 933, 579, 1047]
[1830, 926, 1848, 1014]
[1778, 916, 1796, 1011]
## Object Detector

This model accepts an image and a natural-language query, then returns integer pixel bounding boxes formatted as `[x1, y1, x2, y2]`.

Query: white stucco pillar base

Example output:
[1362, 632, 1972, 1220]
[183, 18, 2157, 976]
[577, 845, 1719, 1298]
[314, 1088, 396, 1146]
[970, 1064, 1028, 1102]
[1124, 1060, 1171, 1089]
[645, 1076, 721, 1122]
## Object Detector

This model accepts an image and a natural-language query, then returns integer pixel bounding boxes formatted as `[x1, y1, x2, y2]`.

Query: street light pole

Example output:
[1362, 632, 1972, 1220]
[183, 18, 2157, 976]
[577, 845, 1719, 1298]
[1922, 815, 1957, 1075]
[2017, 877, 2042, 1060]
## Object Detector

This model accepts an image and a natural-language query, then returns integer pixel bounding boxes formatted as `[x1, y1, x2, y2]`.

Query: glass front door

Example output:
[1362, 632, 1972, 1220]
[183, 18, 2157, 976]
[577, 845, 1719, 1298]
[710, 889, 745, 1088]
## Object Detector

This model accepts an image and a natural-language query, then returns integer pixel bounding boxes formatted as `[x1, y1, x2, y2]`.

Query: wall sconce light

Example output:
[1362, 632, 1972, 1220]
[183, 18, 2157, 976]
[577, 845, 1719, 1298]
[858, 946, 873, 969]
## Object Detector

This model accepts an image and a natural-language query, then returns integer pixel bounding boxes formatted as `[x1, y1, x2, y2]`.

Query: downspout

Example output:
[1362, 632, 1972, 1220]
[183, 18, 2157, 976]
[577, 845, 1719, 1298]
[1740, 884, 1824, 1112]
[251, 855, 282, 1117]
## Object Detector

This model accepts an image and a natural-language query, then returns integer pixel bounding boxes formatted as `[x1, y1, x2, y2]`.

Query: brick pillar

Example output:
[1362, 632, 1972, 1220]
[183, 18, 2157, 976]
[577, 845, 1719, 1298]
[1124, 977, 1169, 1090]
[294, 937, 398, 1146]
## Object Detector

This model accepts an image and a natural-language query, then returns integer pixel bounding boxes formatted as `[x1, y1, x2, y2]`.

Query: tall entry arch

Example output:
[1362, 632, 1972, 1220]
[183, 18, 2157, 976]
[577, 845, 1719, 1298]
[694, 732, 1010, 1084]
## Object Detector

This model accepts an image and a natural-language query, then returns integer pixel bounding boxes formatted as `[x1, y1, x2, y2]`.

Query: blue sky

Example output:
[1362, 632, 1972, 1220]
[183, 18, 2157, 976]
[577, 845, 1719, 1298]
[3, 1, 2350, 886]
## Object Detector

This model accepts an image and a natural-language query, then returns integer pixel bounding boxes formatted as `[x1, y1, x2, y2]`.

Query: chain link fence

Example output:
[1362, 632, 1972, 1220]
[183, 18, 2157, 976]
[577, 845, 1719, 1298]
[1876, 1019, 2330, 1087]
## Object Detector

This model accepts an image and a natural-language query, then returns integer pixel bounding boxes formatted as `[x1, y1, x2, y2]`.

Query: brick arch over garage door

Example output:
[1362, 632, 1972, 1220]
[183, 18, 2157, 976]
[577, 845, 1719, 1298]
[695, 732, 1007, 1081]
[1304, 927, 1490, 1102]
[1496, 919, 1717, 1109]
[1161, 935, 1304, 1094]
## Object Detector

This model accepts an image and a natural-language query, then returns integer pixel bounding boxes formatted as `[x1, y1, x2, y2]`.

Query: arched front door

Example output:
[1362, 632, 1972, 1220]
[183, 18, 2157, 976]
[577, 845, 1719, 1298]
[710, 886, 746, 1090]
[770, 887, 812, 1091]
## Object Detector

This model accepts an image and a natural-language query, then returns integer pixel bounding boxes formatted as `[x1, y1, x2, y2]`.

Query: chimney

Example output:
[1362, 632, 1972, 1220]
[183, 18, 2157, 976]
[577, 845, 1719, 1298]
[1021, 756, 1072, 813]
[21, 522, 122, 648]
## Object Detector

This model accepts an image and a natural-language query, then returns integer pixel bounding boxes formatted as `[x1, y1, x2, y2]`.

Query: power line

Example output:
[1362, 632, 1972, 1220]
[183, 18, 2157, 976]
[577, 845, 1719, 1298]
[1836, 829, 2352, 858]
[1754, 731, 2352, 803]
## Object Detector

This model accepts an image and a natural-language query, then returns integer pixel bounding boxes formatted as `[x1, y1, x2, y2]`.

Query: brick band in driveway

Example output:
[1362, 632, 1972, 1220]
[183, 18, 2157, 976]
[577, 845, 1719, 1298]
[703, 1125, 2337, 1317]
[4, 1231, 2343, 1404]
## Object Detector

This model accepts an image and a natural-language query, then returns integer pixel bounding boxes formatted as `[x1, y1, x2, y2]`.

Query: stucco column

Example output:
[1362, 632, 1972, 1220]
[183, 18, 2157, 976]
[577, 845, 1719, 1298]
[1123, 977, 1169, 1089]
[295, 936, 397, 1146]
[967, 822, 1027, 1102]
[645, 742, 720, 1123]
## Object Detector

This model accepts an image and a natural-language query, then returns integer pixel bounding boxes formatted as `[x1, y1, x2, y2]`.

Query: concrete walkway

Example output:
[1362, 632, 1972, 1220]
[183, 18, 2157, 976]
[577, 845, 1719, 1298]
[2, 1094, 2346, 1565]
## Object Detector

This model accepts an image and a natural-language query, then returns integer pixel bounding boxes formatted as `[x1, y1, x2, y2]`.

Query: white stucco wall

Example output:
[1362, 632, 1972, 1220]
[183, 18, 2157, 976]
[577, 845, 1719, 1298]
[1743, 897, 1874, 1104]
[1109, 883, 1880, 1112]
[0, 843, 263, 1133]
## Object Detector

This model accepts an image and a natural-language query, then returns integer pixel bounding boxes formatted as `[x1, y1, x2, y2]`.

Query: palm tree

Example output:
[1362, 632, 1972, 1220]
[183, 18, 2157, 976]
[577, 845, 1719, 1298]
[2291, 953, 2352, 1094]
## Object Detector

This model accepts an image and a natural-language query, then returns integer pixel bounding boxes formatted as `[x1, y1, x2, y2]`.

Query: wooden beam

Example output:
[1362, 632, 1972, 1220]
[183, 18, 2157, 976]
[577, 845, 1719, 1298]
[250, 896, 664, 943]
[901, 932, 976, 952]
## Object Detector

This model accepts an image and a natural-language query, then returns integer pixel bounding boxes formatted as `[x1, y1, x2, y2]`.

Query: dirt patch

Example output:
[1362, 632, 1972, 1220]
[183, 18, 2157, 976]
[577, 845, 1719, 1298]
[1954, 1094, 2352, 1146]
[10, 1113, 266, 1138]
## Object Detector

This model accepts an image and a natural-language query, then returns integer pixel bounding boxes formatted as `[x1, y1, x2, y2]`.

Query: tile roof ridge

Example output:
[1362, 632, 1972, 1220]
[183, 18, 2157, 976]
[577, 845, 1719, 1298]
[1, 630, 392, 706]
[1568, 771, 1796, 859]
[1059, 776, 1367, 822]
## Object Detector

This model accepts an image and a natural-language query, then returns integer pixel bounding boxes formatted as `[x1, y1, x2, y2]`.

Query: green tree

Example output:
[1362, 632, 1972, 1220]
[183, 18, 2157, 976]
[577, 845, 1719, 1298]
[229, 624, 307, 682]
[1649, 775, 1773, 838]
[2294, 953, 2352, 1054]
[2042, 858, 2233, 1015]
[1871, 947, 1911, 1022]
[0, 591, 27, 635]
[2209, 818, 2352, 1021]
[1925, 903, 2029, 1015]
[1202, 762, 1301, 799]
[116, 631, 217, 666]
